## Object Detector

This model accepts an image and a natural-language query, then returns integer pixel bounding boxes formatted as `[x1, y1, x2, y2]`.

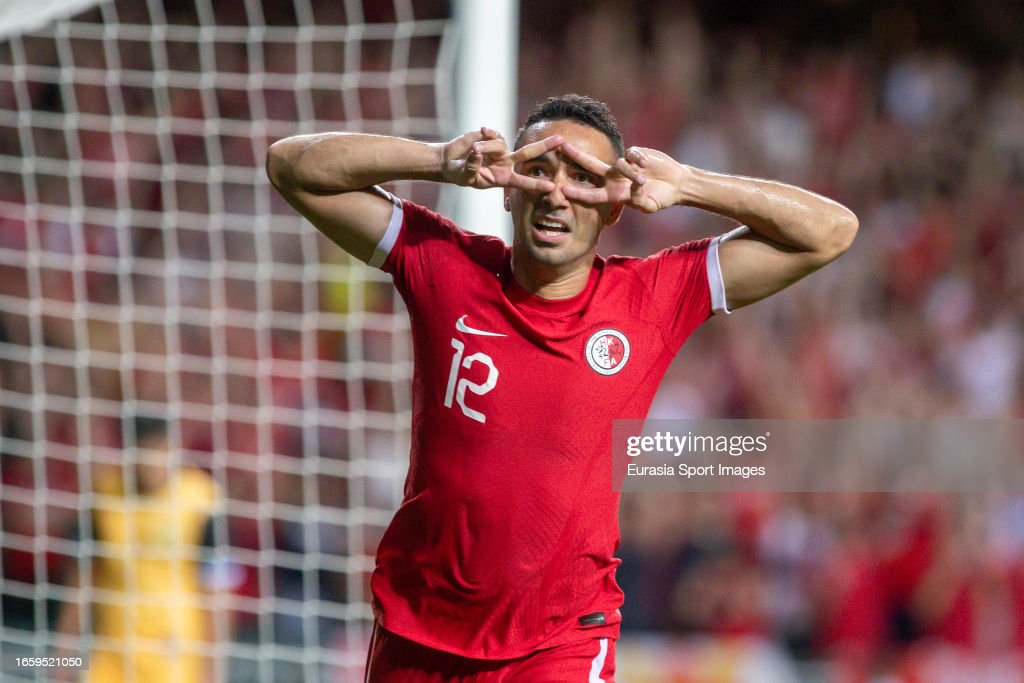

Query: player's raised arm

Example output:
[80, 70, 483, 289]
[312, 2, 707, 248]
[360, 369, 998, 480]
[675, 166, 858, 310]
[266, 129, 560, 262]
[560, 143, 858, 310]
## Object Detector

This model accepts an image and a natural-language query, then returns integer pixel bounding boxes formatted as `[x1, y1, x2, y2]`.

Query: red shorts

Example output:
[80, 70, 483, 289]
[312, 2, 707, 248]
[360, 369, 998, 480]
[364, 624, 615, 682]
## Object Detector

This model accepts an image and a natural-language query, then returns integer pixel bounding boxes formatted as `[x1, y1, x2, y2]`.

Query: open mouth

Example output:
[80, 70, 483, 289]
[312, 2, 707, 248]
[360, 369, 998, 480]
[532, 217, 570, 242]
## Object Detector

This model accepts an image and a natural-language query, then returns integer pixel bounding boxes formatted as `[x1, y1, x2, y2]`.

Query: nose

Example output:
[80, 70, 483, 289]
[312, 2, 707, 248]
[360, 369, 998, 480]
[541, 168, 571, 208]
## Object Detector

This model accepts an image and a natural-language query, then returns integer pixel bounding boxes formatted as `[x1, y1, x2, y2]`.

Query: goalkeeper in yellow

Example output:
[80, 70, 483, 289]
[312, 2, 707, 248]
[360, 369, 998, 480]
[54, 417, 227, 683]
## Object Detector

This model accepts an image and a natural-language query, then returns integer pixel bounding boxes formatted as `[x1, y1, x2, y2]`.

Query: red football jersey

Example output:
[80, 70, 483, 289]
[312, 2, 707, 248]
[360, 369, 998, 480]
[367, 192, 731, 659]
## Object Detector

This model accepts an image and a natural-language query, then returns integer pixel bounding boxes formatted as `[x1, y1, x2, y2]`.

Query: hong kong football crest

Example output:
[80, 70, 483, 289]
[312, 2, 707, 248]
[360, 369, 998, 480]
[585, 329, 630, 375]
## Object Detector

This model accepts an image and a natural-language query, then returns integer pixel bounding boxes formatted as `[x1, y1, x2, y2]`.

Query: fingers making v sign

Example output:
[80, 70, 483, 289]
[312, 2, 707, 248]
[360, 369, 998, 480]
[560, 143, 686, 214]
[441, 127, 563, 192]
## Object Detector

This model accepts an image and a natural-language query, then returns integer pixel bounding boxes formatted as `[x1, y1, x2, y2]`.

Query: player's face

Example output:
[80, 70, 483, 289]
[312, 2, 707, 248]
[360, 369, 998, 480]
[508, 120, 622, 270]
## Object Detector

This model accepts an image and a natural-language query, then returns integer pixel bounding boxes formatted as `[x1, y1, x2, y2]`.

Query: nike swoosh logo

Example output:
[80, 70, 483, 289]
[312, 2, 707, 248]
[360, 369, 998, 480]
[456, 315, 507, 337]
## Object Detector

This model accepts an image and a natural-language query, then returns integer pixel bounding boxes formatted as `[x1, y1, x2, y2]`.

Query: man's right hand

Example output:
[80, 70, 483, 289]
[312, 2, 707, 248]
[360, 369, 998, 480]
[441, 127, 561, 192]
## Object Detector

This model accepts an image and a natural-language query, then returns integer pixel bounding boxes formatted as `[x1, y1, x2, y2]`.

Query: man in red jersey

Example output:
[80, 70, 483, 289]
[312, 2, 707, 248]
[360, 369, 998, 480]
[267, 94, 857, 681]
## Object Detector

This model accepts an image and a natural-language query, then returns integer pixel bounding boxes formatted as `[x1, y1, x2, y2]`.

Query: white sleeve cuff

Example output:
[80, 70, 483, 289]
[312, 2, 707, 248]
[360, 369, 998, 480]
[367, 186, 403, 269]
[707, 225, 749, 315]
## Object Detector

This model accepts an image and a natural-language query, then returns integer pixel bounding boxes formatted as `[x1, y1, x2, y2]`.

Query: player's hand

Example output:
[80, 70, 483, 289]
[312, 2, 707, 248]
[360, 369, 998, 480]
[441, 127, 561, 192]
[560, 143, 687, 213]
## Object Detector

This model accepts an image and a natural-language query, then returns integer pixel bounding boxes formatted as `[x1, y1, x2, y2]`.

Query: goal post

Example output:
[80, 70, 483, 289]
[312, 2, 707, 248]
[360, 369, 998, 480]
[0, 1, 518, 681]
[448, 0, 519, 242]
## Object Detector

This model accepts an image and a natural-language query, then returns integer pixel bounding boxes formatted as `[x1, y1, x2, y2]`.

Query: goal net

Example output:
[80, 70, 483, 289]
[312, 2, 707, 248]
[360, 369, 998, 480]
[0, 0, 455, 680]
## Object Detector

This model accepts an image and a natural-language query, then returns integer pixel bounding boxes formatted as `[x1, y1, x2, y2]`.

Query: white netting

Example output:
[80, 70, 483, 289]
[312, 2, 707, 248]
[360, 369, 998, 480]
[0, 0, 455, 680]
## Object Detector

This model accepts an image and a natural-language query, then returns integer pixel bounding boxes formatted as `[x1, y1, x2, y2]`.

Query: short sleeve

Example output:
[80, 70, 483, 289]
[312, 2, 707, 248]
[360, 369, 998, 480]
[369, 190, 505, 295]
[636, 238, 714, 349]
[635, 225, 748, 349]
[366, 187, 404, 269]
[707, 225, 749, 315]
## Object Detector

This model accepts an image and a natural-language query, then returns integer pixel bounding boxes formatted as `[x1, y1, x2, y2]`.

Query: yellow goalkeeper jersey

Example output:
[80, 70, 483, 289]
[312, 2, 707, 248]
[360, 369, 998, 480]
[85, 468, 220, 683]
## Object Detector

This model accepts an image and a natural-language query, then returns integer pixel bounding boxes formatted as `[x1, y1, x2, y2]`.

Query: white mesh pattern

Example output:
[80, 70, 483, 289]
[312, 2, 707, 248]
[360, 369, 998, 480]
[0, 1, 454, 680]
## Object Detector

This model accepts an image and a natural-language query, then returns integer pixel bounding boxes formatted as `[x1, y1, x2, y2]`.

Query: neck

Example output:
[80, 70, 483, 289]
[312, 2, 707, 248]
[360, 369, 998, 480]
[511, 250, 594, 299]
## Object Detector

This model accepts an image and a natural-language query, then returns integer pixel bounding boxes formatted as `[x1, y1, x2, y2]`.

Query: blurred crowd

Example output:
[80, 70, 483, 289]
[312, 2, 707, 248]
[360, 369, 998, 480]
[1, 0, 1023, 679]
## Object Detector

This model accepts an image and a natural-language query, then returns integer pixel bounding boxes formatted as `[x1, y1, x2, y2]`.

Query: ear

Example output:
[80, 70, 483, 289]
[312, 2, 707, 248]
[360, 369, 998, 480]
[605, 202, 625, 226]
[503, 188, 511, 212]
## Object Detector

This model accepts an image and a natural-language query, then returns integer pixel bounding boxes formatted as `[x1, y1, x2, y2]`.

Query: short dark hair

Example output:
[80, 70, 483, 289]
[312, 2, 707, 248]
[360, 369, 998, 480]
[514, 94, 624, 158]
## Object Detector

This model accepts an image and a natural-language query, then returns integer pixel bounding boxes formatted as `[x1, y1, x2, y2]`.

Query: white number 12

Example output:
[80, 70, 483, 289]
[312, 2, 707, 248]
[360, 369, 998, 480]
[444, 338, 498, 423]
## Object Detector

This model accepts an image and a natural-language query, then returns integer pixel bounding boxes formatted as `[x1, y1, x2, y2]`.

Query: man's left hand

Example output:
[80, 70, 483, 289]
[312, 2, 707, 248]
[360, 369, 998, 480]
[560, 144, 688, 213]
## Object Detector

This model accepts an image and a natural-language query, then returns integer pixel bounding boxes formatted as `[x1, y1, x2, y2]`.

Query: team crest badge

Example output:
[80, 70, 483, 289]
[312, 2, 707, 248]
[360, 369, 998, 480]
[585, 329, 630, 375]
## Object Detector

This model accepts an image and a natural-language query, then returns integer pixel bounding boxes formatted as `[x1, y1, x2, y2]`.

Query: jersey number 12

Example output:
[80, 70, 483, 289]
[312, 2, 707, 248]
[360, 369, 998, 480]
[444, 338, 498, 423]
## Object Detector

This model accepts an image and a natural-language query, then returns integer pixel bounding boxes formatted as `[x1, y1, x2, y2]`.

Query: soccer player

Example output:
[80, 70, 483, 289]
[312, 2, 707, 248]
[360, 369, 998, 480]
[267, 94, 857, 681]
[53, 417, 226, 683]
